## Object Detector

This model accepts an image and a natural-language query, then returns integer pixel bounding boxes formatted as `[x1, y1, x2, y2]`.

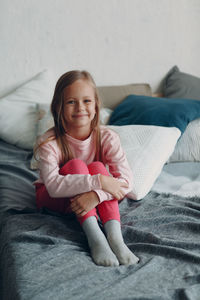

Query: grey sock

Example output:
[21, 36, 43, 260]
[104, 219, 139, 265]
[82, 216, 119, 267]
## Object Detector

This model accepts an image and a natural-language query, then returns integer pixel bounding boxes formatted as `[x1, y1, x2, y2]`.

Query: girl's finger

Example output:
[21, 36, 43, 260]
[70, 198, 80, 207]
[70, 201, 85, 212]
[70, 202, 80, 211]
[70, 202, 77, 209]
[76, 208, 87, 216]
[79, 210, 87, 216]
[114, 193, 121, 200]
[72, 207, 82, 215]
[120, 182, 129, 188]
[70, 196, 78, 202]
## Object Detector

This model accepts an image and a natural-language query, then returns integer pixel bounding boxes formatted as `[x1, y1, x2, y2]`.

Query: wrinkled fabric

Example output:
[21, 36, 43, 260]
[1, 140, 200, 300]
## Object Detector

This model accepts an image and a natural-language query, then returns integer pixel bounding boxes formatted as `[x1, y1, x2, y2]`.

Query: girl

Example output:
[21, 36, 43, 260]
[34, 70, 139, 267]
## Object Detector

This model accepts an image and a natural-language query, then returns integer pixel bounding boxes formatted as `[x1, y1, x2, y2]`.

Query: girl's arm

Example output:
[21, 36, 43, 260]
[70, 191, 99, 216]
[69, 128, 133, 210]
[70, 177, 129, 217]
[37, 128, 132, 202]
[92, 127, 134, 202]
[99, 174, 128, 200]
[38, 141, 102, 198]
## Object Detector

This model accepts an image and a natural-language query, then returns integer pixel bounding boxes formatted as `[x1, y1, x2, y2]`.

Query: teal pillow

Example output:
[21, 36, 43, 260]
[108, 94, 200, 134]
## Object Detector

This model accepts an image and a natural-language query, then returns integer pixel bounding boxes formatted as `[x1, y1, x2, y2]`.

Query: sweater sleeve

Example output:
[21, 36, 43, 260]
[37, 140, 102, 198]
[94, 127, 133, 203]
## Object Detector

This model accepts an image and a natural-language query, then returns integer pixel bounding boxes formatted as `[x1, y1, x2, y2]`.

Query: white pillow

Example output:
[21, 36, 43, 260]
[0, 70, 55, 150]
[0, 99, 38, 149]
[3, 69, 55, 104]
[30, 103, 53, 169]
[100, 108, 113, 125]
[37, 103, 54, 137]
[168, 118, 200, 162]
[108, 125, 181, 200]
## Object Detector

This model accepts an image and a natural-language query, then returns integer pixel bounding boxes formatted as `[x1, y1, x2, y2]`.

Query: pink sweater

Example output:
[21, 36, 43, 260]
[34, 126, 133, 203]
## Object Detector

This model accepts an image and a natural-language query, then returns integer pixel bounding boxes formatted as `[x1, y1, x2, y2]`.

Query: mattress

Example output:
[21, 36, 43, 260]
[0, 139, 200, 300]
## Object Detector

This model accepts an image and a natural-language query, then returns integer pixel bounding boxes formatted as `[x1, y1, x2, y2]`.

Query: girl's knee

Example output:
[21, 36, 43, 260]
[67, 158, 87, 169]
[59, 159, 89, 175]
[88, 161, 109, 176]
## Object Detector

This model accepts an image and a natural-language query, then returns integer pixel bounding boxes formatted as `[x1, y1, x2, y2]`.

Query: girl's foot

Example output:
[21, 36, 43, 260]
[104, 220, 139, 265]
[82, 216, 119, 267]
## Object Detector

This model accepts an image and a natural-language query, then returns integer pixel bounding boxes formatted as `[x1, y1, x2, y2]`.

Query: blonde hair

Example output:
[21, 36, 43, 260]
[35, 70, 102, 166]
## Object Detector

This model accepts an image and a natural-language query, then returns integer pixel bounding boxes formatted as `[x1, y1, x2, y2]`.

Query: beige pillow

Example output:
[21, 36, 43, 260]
[97, 83, 152, 109]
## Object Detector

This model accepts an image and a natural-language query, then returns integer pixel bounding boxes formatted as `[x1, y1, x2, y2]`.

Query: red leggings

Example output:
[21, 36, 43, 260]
[35, 159, 120, 225]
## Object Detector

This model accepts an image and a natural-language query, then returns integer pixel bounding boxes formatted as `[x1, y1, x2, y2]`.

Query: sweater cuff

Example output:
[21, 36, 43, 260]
[94, 190, 113, 203]
[90, 174, 102, 190]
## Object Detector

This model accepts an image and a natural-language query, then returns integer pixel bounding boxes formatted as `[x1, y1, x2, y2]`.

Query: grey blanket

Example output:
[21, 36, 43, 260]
[0, 140, 200, 300]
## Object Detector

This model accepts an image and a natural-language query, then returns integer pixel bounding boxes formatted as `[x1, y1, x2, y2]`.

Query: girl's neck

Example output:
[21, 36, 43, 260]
[66, 127, 92, 141]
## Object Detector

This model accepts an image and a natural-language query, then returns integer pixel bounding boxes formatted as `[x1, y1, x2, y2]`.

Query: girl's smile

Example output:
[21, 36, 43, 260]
[72, 112, 89, 118]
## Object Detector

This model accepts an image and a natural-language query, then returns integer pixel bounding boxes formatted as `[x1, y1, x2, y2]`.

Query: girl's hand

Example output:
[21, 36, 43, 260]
[70, 191, 99, 216]
[100, 175, 129, 200]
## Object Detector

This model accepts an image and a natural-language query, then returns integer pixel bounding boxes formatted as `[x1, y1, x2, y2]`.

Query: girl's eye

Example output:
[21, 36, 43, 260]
[84, 99, 92, 103]
[66, 100, 75, 105]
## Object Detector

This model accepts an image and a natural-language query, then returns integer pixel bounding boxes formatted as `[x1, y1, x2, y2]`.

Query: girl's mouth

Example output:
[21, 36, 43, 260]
[73, 114, 88, 118]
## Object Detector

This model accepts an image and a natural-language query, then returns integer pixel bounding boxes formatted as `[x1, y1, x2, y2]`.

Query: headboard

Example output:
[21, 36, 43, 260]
[97, 83, 152, 109]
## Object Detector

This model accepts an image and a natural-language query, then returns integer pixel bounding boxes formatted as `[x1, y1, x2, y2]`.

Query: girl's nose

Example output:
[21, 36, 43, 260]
[77, 101, 84, 111]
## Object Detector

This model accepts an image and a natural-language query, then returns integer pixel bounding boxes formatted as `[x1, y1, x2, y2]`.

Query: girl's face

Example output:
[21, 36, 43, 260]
[63, 79, 96, 137]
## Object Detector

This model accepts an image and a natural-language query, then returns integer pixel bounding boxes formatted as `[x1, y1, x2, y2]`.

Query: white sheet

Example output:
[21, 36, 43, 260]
[151, 162, 200, 197]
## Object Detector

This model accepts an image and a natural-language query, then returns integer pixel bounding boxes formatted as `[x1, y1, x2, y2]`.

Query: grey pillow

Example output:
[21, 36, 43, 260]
[163, 66, 200, 100]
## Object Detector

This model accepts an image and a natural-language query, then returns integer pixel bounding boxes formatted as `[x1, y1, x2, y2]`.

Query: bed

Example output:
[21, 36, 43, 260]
[1, 66, 200, 300]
